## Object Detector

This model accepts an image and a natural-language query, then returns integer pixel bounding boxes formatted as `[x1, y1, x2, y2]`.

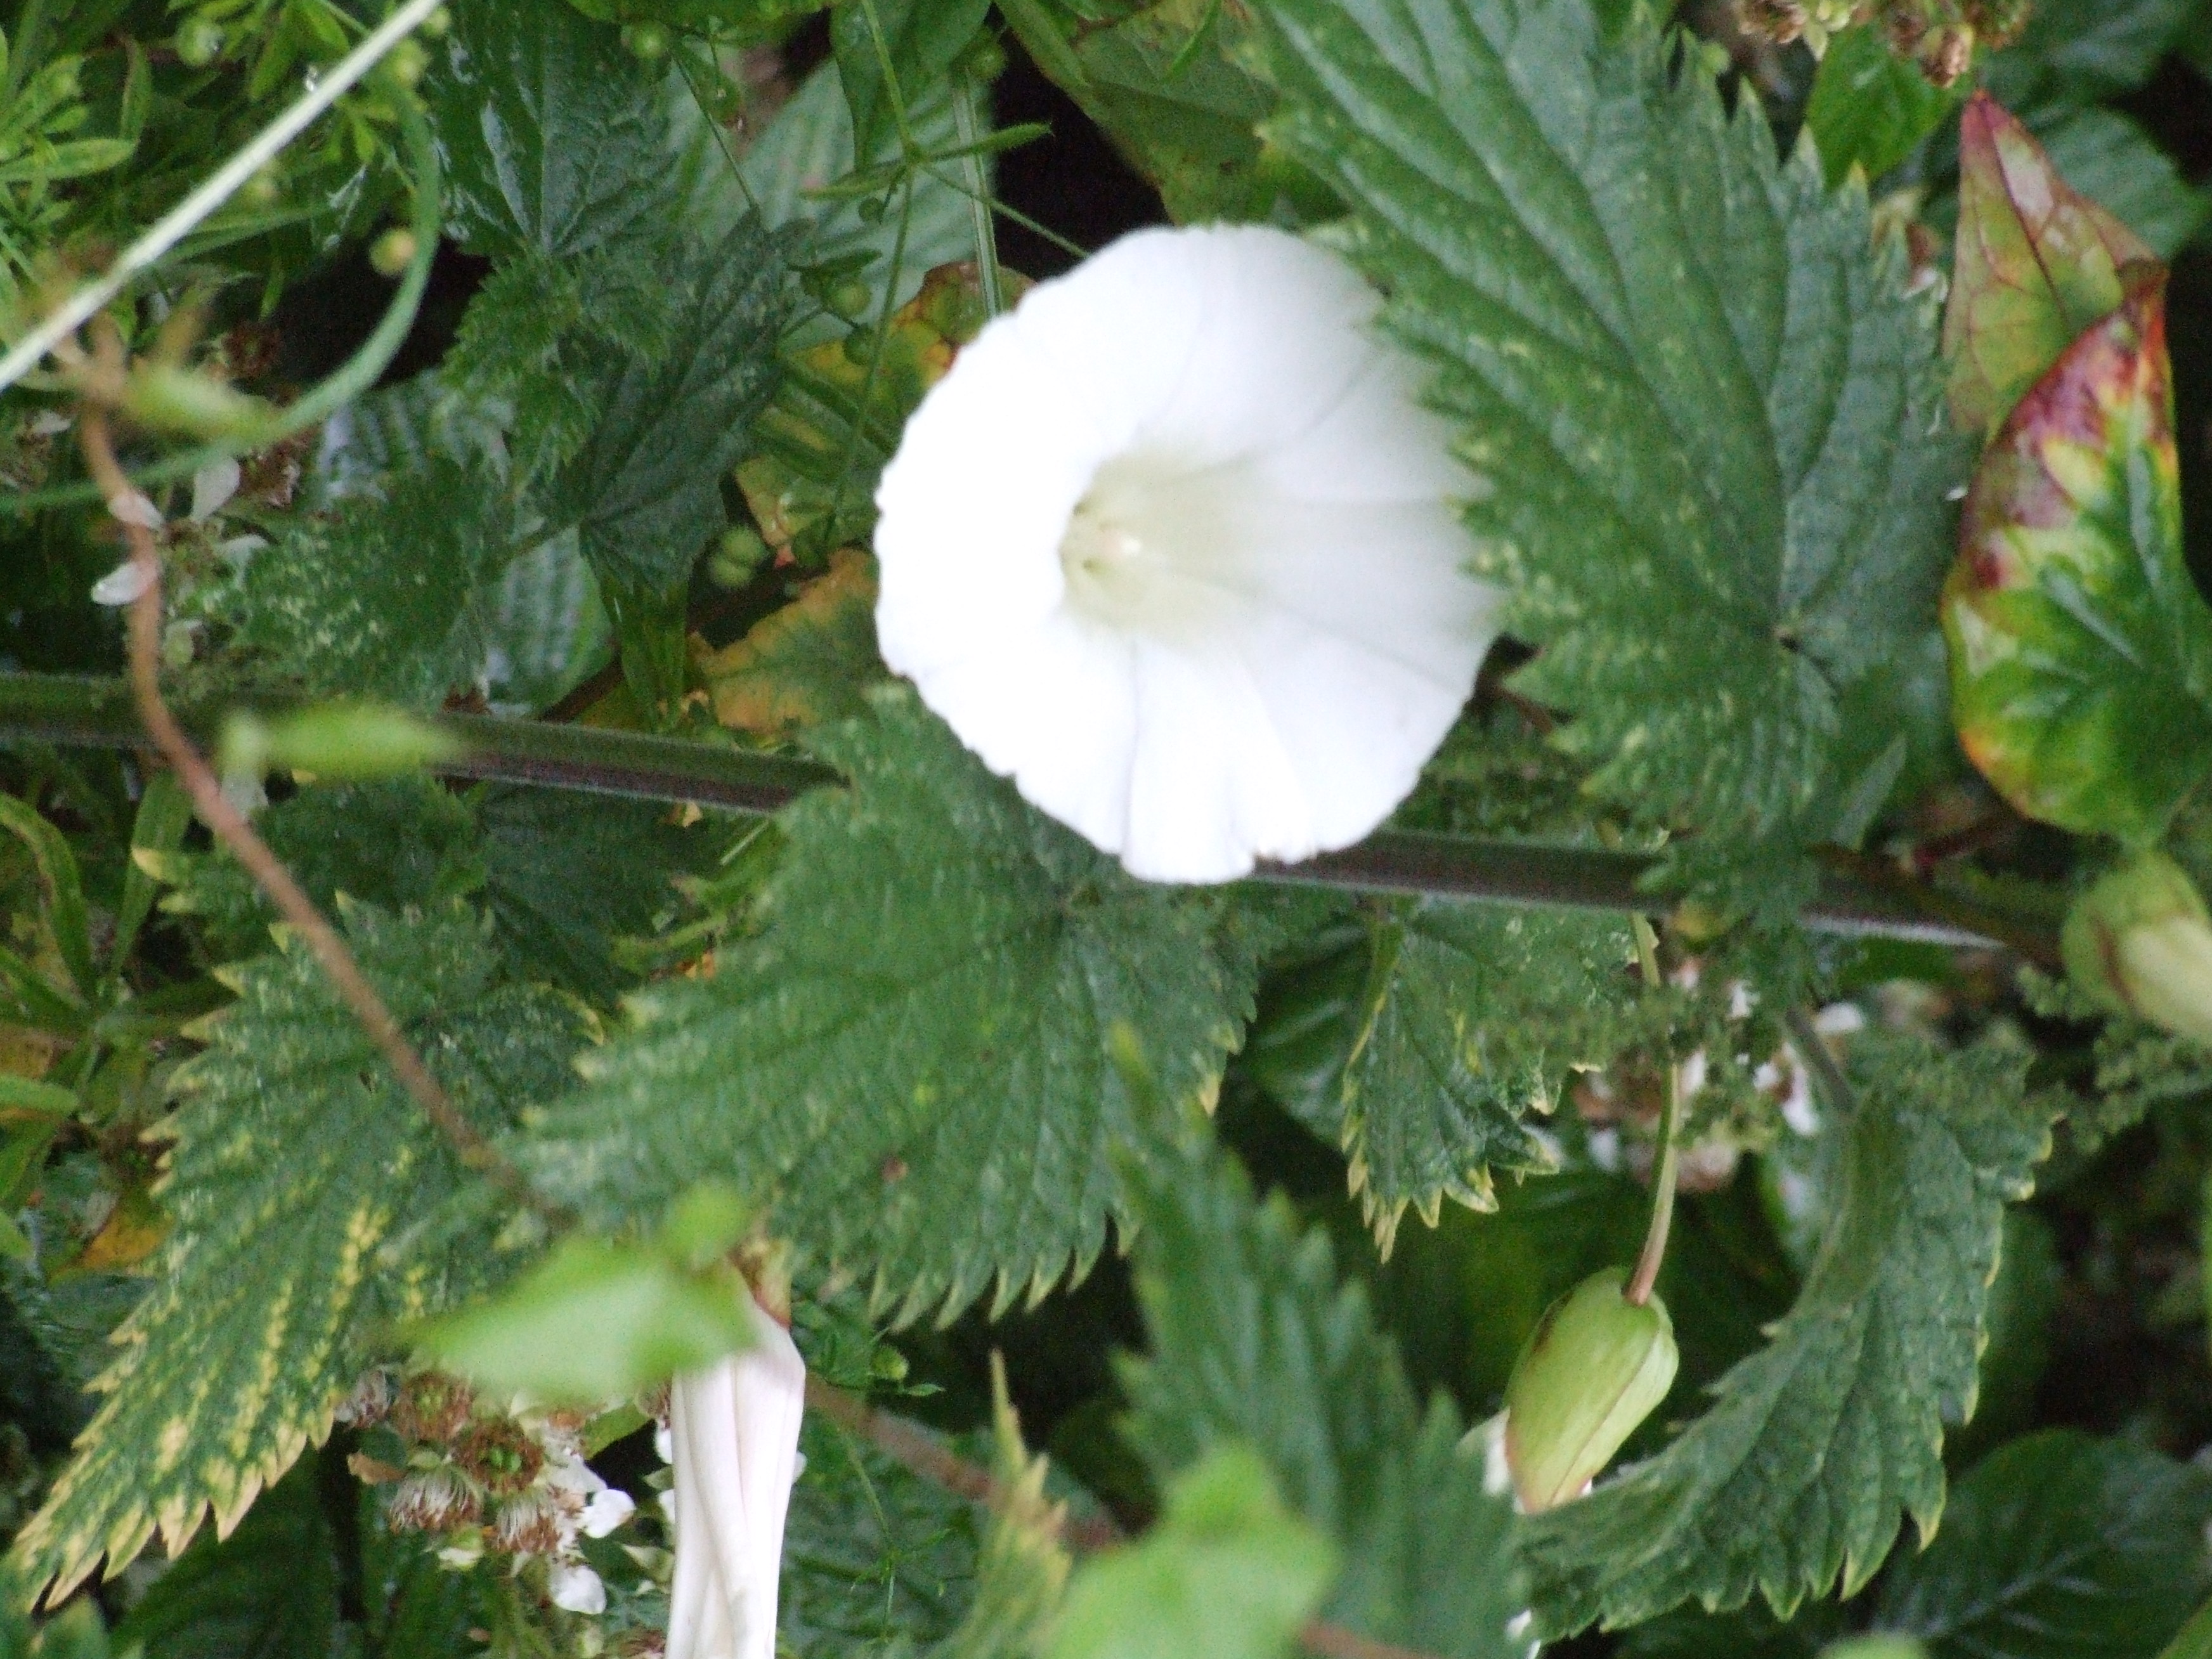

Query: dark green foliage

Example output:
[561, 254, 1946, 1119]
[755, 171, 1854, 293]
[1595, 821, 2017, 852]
[1520, 1040, 2050, 1632]
[1119, 1136, 1527, 1659]
[527, 687, 1256, 1321]
[1262, 0, 1967, 906]
[1875, 1431, 2212, 1658]
[10, 904, 585, 1602]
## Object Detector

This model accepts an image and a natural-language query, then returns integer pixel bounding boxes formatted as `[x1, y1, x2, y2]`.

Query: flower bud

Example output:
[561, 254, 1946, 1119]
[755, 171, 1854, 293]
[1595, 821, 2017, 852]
[2062, 851, 2212, 1047]
[1502, 1267, 1677, 1513]
[369, 229, 418, 278]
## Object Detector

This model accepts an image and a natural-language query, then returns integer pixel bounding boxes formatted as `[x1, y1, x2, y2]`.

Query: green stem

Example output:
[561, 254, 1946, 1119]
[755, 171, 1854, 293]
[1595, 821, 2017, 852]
[1624, 916, 1679, 1308]
[0, 669, 2060, 955]
[2, 97, 445, 517]
[949, 70, 1006, 315]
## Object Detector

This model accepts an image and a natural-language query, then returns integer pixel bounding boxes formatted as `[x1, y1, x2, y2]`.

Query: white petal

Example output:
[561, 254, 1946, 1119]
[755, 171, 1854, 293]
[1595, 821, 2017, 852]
[874, 224, 1499, 885]
[91, 561, 153, 607]
[666, 1298, 805, 1659]
[107, 490, 161, 530]
[549, 1561, 608, 1616]
[582, 1487, 636, 1538]
[190, 456, 243, 521]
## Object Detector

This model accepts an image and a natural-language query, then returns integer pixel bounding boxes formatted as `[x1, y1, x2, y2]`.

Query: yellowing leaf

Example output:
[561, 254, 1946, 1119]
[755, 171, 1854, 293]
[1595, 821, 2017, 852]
[698, 548, 883, 738]
[1946, 93, 2154, 436]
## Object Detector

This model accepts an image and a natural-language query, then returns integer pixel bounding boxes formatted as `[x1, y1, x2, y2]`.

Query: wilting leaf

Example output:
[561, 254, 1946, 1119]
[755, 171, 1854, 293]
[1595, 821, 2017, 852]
[699, 548, 884, 737]
[1944, 270, 2212, 845]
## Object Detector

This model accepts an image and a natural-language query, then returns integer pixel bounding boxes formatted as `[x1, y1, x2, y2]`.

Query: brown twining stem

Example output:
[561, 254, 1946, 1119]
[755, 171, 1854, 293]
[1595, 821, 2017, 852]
[805, 1377, 1442, 1659]
[77, 395, 570, 1230]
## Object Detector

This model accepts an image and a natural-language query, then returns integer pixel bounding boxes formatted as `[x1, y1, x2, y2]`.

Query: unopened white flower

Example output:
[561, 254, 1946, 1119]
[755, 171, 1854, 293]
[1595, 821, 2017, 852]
[191, 455, 242, 521]
[875, 224, 1499, 884]
[549, 1559, 608, 1616]
[666, 1294, 805, 1659]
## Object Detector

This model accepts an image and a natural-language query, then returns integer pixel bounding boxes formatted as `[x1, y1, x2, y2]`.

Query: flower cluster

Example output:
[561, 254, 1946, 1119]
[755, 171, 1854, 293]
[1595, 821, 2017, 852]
[342, 1369, 637, 1619]
[1734, 0, 2030, 83]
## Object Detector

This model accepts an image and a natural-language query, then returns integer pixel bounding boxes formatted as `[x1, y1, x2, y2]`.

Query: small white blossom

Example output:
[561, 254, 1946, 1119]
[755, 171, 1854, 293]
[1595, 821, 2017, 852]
[90, 561, 153, 607]
[875, 224, 1500, 885]
[665, 1294, 805, 1659]
[580, 1485, 637, 1539]
[105, 490, 162, 530]
[191, 456, 242, 521]
[549, 1560, 608, 1616]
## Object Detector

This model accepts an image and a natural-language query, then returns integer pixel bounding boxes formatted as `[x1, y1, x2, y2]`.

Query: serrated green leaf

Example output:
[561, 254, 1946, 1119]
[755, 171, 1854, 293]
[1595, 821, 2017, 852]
[1336, 904, 1634, 1250]
[1120, 1140, 1528, 1659]
[526, 686, 1253, 1322]
[1875, 1431, 2212, 1659]
[427, 0, 679, 259]
[1982, 0, 2198, 115]
[227, 456, 519, 708]
[1047, 1445, 1336, 1659]
[1519, 1039, 2051, 1633]
[1944, 273, 2212, 845]
[551, 214, 791, 591]
[109, 1457, 338, 1659]
[1262, 0, 1966, 885]
[7, 904, 585, 1602]
[937, 1368, 1071, 1659]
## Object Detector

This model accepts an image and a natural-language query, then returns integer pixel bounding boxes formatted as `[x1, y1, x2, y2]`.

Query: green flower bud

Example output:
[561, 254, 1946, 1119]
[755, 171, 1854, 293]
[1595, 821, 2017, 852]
[1503, 1267, 1677, 1513]
[621, 22, 670, 60]
[176, 16, 225, 67]
[2062, 850, 2212, 1046]
[369, 229, 419, 278]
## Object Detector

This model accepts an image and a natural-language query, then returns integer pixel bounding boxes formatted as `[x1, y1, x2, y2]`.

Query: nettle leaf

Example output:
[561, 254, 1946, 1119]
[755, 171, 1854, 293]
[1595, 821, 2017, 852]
[526, 686, 1254, 1322]
[1873, 1430, 2212, 1659]
[10, 904, 585, 1601]
[1944, 94, 2151, 439]
[550, 214, 791, 592]
[1336, 904, 1636, 1251]
[1263, 0, 1966, 886]
[226, 457, 519, 708]
[427, 0, 676, 259]
[1982, 0, 2198, 116]
[1519, 1039, 2050, 1634]
[1944, 273, 2212, 845]
[937, 1376, 1070, 1659]
[1120, 1140, 1528, 1659]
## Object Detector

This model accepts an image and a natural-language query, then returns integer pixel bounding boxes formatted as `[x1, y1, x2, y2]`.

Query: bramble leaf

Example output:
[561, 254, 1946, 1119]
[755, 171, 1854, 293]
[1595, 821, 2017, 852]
[1120, 1138, 1528, 1658]
[1944, 94, 2151, 438]
[1944, 272, 2212, 845]
[1262, 0, 1966, 896]
[1805, 27, 1961, 189]
[8, 904, 584, 1601]
[1518, 1039, 2050, 1632]
[525, 686, 1254, 1322]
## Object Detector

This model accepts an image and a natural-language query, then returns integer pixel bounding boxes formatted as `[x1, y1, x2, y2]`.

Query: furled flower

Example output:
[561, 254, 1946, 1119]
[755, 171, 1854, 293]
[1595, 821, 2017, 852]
[665, 1292, 806, 1659]
[874, 224, 1499, 885]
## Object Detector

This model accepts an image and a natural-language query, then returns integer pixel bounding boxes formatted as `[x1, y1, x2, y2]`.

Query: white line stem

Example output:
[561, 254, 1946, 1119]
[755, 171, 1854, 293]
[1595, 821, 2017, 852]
[0, 0, 446, 397]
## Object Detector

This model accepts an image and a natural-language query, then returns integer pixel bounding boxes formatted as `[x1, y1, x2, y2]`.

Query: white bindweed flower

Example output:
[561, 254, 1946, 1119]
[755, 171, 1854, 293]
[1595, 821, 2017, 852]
[874, 224, 1500, 884]
[665, 1294, 806, 1659]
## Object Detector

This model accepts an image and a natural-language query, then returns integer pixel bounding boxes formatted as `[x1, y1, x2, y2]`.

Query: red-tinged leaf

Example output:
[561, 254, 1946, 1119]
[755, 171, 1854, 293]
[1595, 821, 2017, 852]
[1945, 93, 2154, 436]
[1944, 270, 2212, 844]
